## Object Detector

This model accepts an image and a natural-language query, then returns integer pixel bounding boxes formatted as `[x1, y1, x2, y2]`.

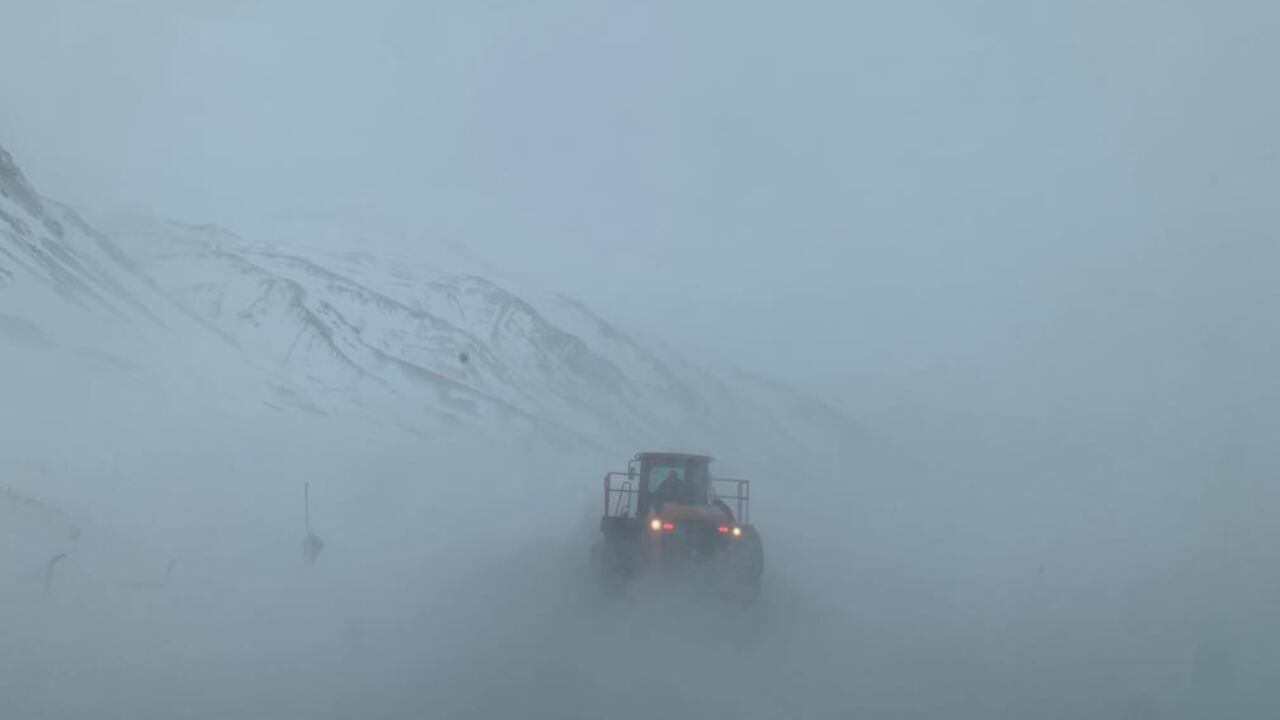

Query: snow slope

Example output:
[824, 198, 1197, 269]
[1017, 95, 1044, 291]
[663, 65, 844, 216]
[3, 142, 870, 461]
[0, 145, 168, 354]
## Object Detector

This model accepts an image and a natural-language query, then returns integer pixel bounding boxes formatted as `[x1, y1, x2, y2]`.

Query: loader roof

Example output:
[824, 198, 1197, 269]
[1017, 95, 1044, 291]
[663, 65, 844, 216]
[634, 451, 714, 463]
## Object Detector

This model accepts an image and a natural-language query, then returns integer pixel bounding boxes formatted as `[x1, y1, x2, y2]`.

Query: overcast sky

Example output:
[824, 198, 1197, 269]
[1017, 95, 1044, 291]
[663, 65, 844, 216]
[2, 0, 1276, 453]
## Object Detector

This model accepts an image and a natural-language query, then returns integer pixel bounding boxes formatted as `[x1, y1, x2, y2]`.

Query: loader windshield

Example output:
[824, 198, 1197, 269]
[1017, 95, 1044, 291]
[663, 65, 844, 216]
[649, 464, 685, 493]
[638, 455, 711, 514]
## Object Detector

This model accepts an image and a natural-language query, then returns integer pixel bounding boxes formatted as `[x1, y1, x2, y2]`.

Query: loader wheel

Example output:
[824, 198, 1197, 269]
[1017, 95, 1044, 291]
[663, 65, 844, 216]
[741, 526, 764, 581]
[590, 541, 603, 578]
[592, 539, 629, 595]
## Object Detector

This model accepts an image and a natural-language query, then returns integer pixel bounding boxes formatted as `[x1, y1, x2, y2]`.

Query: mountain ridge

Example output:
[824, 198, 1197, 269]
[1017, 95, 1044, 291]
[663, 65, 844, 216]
[2, 144, 870, 466]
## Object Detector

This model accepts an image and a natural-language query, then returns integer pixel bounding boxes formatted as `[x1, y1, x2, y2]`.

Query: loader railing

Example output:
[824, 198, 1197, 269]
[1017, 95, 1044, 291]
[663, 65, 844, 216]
[710, 478, 750, 525]
[603, 472, 638, 518]
[604, 472, 751, 524]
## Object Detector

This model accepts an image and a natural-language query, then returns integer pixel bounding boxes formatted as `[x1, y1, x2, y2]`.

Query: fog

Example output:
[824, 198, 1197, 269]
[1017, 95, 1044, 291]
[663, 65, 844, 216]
[3, 1, 1279, 718]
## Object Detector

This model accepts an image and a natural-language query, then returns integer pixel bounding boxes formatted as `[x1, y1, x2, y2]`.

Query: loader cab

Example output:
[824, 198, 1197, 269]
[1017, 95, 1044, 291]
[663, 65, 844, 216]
[635, 452, 713, 516]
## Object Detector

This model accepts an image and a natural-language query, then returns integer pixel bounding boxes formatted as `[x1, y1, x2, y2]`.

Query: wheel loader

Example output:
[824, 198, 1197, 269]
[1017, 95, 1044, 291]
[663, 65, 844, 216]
[592, 452, 763, 601]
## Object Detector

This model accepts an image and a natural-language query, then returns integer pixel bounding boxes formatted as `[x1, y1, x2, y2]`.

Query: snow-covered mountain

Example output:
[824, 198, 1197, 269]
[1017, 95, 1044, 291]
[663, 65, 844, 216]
[0, 145, 175, 353]
[0, 146, 262, 390]
[2, 144, 868, 463]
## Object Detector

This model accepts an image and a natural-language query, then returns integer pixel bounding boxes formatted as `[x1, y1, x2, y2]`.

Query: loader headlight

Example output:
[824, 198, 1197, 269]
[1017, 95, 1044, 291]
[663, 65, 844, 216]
[650, 518, 663, 531]
[732, 526, 743, 537]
